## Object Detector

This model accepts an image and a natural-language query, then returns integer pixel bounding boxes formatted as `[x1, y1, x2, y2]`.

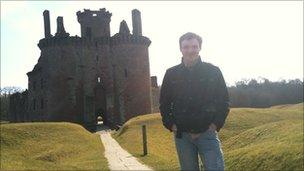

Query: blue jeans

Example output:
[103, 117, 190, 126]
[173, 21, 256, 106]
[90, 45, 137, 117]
[174, 129, 225, 171]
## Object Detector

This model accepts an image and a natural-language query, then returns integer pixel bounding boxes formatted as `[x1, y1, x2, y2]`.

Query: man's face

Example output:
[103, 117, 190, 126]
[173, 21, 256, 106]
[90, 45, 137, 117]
[180, 38, 201, 61]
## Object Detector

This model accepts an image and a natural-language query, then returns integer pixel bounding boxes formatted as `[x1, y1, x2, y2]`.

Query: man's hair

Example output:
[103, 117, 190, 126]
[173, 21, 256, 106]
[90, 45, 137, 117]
[179, 32, 202, 48]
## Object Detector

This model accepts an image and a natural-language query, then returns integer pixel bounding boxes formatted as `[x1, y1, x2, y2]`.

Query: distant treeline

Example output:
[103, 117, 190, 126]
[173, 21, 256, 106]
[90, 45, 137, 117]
[228, 78, 303, 108]
[1, 79, 303, 121]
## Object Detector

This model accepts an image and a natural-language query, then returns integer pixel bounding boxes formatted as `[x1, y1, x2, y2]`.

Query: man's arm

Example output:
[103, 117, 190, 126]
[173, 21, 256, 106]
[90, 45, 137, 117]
[212, 67, 230, 132]
[159, 70, 175, 132]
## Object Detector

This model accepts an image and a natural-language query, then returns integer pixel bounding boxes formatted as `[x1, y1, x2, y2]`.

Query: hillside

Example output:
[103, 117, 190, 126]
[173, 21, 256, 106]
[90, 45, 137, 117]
[0, 122, 109, 170]
[112, 103, 304, 170]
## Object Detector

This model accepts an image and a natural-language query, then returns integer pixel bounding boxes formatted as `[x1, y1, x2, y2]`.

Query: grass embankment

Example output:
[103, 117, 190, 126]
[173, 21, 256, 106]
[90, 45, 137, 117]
[112, 103, 304, 170]
[1, 122, 109, 170]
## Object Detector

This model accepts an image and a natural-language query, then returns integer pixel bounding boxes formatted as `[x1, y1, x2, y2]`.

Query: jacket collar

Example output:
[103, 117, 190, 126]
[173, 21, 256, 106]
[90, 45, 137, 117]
[181, 56, 203, 71]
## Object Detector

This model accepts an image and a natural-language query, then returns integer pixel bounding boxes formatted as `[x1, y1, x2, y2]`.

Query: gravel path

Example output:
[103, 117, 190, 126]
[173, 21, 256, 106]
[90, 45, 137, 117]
[96, 125, 153, 171]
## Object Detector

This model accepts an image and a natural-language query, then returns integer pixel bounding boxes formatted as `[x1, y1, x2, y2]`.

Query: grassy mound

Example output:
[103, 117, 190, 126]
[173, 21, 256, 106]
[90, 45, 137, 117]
[112, 103, 303, 170]
[1, 122, 109, 170]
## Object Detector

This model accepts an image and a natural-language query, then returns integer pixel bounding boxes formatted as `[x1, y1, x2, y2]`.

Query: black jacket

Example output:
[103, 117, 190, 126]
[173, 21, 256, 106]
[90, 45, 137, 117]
[159, 56, 230, 134]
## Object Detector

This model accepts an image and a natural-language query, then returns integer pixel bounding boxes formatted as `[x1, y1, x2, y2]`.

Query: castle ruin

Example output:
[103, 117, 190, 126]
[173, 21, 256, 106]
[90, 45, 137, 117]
[9, 8, 160, 131]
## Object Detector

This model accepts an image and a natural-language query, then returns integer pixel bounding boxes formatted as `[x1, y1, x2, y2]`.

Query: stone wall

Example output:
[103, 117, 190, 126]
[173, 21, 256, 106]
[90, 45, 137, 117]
[9, 91, 29, 122]
[110, 34, 152, 124]
[151, 76, 160, 113]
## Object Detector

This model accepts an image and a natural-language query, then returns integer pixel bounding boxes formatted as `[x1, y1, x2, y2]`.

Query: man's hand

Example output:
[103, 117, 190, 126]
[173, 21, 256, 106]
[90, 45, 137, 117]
[171, 124, 177, 132]
[209, 123, 217, 131]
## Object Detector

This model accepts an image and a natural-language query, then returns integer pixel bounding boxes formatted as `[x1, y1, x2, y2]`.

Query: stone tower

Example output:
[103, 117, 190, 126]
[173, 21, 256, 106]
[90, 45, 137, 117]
[77, 8, 111, 38]
[10, 8, 153, 131]
[110, 9, 152, 123]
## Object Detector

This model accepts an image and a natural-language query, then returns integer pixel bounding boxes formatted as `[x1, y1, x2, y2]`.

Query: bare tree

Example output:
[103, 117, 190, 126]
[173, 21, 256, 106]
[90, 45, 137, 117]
[0, 86, 24, 96]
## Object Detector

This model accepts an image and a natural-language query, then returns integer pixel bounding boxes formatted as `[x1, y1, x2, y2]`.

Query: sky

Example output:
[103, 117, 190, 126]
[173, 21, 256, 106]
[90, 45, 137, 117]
[1, 1, 303, 90]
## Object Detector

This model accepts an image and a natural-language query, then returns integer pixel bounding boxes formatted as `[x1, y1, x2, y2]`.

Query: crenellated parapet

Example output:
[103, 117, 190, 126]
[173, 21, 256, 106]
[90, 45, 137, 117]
[38, 36, 111, 49]
[110, 34, 151, 46]
[76, 8, 112, 23]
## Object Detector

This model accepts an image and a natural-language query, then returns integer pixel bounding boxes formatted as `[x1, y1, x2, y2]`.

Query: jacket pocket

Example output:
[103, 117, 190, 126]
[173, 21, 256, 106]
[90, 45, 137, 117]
[174, 111, 212, 131]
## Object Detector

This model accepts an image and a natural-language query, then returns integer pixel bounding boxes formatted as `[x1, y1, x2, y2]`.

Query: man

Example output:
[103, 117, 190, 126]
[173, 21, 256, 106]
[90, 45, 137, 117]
[159, 32, 230, 171]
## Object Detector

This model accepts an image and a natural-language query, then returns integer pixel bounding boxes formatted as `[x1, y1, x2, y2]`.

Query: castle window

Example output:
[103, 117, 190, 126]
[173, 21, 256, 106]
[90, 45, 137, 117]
[33, 99, 36, 110]
[41, 98, 44, 109]
[33, 81, 36, 91]
[96, 55, 99, 61]
[124, 69, 128, 77]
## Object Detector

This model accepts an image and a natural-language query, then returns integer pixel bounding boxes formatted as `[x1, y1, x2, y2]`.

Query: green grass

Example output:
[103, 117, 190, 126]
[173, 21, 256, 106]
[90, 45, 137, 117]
[1, 122, 109, 170]
[112, 103, 304, 170]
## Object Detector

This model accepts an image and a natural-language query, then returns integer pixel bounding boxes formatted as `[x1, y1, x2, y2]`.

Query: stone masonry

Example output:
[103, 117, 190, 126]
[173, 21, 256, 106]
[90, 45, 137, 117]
[9, 8, 160, 131]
